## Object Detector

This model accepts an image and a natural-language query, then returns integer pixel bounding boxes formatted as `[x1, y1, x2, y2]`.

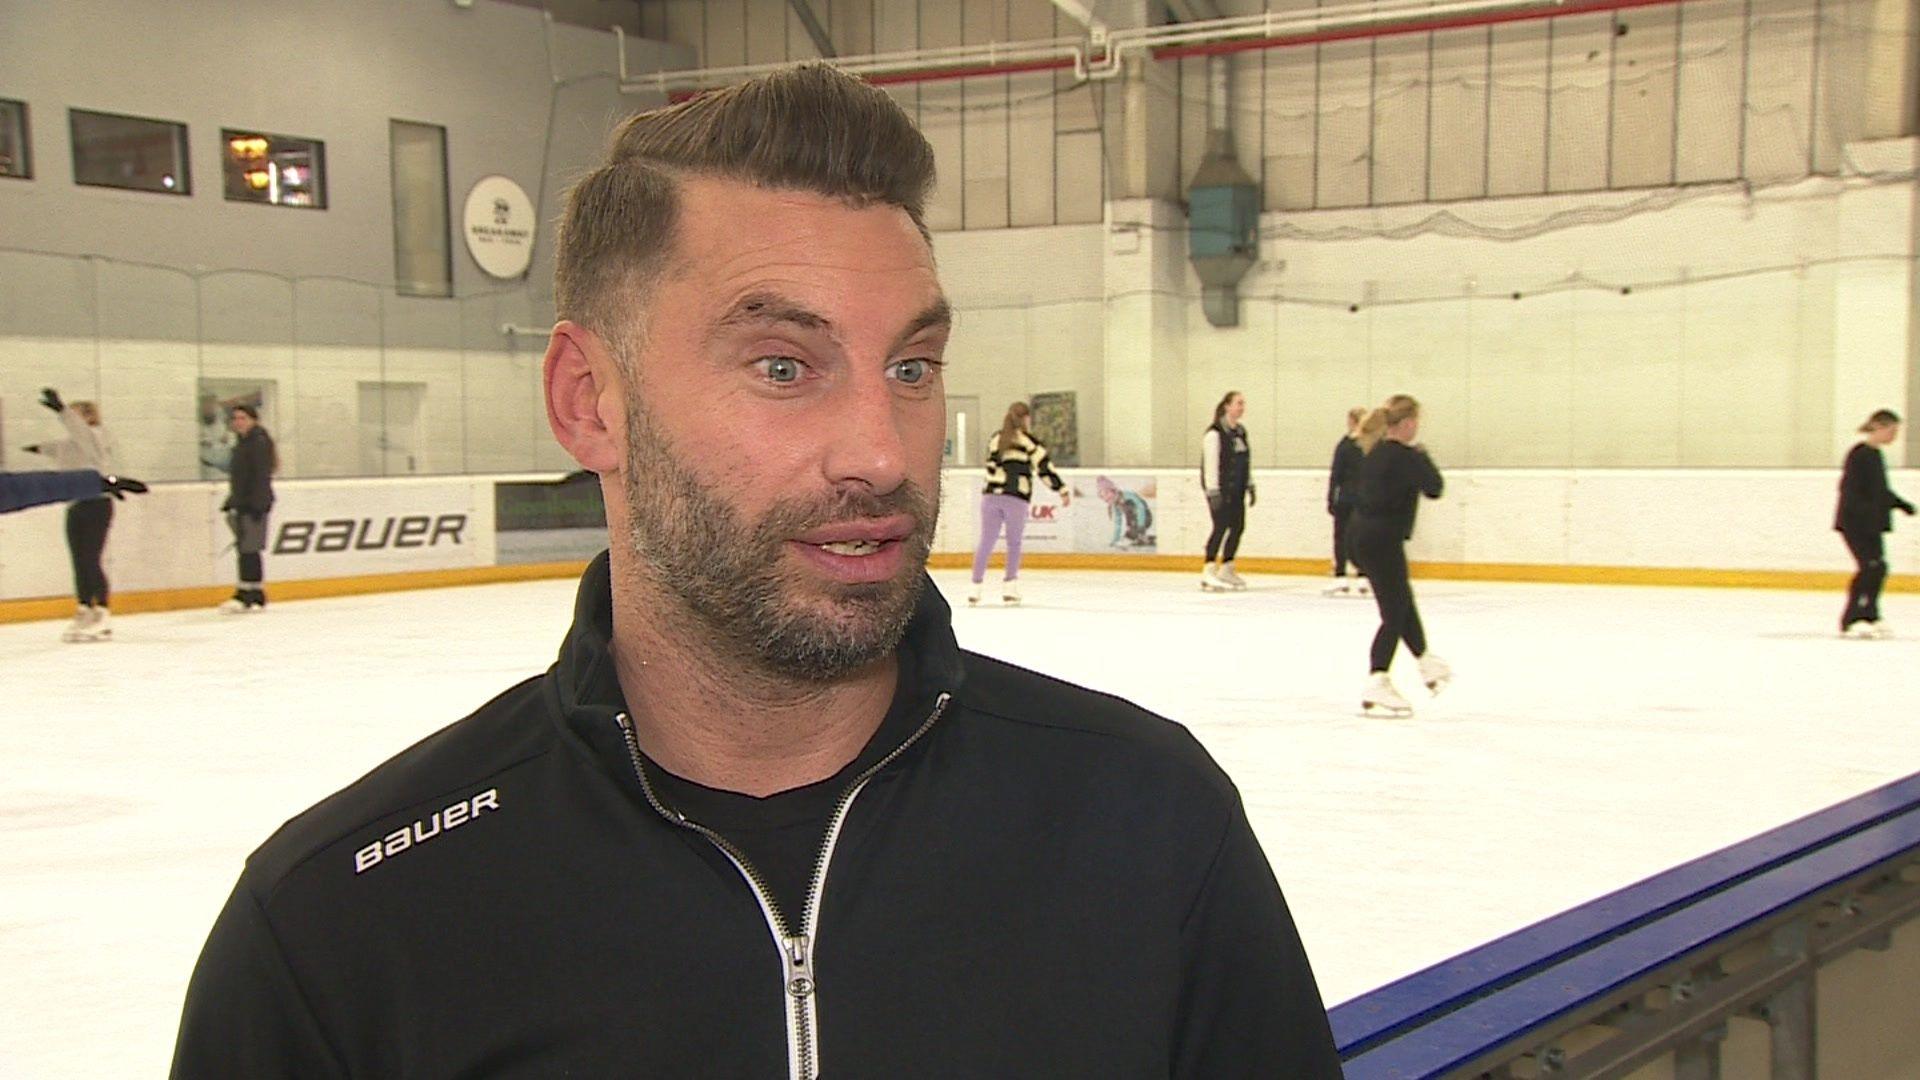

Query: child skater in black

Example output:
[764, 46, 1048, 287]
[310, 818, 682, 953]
[1350, 395, 1448, 716]
[1836, 408, 1914, 638]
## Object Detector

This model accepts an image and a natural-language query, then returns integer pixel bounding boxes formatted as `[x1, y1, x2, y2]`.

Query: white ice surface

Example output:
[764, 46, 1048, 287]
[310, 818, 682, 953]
[3, 569, 1917, 1077]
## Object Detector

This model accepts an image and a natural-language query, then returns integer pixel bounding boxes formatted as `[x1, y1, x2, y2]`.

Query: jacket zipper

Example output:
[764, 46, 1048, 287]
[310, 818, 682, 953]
[615, 691, 952, 1080]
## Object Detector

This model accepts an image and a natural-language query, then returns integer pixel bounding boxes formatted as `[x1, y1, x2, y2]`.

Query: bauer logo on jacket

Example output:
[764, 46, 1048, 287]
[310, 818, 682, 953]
[353, 788, 500, 874]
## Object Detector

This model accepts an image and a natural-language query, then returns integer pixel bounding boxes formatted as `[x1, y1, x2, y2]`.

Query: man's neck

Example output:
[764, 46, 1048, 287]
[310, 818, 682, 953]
[605, 570, 900, 798]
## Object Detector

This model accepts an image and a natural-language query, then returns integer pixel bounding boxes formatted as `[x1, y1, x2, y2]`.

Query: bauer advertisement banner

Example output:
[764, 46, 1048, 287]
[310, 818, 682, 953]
[1012, 474, 1158, 555]
[231, 479, 495, 581]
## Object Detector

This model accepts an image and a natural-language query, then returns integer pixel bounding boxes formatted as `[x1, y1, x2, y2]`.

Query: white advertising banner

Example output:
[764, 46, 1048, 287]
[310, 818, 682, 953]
[1009, 473, 1159, 555]
[233, 479, 495, 581]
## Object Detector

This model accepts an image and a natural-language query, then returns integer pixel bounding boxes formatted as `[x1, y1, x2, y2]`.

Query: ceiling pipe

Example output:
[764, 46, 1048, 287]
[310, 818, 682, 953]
[618, 0, 1692, 95]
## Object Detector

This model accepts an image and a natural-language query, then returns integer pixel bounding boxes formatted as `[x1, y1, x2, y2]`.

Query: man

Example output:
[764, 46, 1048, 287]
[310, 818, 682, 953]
[172, 65, 1339, 1078]
[218, 404, 275, 612]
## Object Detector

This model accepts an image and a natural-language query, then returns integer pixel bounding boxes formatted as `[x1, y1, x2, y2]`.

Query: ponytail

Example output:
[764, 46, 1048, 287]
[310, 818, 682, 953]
[1357, 394, 1420, 454]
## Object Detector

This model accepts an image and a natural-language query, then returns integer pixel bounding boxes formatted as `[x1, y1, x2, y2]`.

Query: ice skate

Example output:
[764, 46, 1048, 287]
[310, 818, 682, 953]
[60, 607, 99, 643]
[1200, 566, 1230, 592]
[77, 606, 112, 642]
[1216, 563, 1248, 591]
[1862, 621, 1892, 639]
[1361, 672, 1413, 718]
[1001, 580, 1021, 605]
[218, 592, 249, 615]
[1352, 578, 1372, 597]
[1842, 621, 1881, 640]
[966, 582, 982, 606]
[1322, 578, 1349, 597]
[1417, 652, 1452, 694]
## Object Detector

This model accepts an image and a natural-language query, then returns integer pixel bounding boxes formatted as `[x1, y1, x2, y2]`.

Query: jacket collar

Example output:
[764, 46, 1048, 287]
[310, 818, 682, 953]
[553, 549, 966, 753]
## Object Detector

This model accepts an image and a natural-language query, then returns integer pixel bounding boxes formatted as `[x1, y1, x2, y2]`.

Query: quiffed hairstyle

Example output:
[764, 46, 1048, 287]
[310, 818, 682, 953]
[555, 64, 938, 362]
[1860, 408, 1902, 432]
[1357, 394, 1420, 455]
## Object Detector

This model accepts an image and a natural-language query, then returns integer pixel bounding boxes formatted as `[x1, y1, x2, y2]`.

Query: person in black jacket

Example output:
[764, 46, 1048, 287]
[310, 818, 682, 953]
[1200, 390, 1256, 591]
[171, 65, 1340, 1080]
[218, 405, 276, 613]
[1325, 405, 1369, 597]
[1836, 408, 1914, 638]
[1351, 395, 1449, 717]
[0, 469, 146, 515]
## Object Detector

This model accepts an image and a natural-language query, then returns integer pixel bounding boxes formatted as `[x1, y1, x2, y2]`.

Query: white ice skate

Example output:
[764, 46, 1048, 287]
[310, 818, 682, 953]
[217, 595, 248, 615]
[1216, 564, 1248, 591]
[966, 583, 982, 606]
[1361, 672, 1413, 718]
[1418, 653, 1452, 694]
[1200, 567, 1230, 593]
[1843, 621, 1887, 640]
[60, 606, 105, 643]
[77, 607, 112, 642]
[1353, 578, 1372, 597]
[1322, 578, 1350, 597]
[1001, 580, 1021, 605]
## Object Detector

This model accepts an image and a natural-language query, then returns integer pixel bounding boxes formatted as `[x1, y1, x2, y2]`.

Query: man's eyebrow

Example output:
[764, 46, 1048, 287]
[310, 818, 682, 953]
[894, 298, 952, 348]
[709, 291, 834, 339]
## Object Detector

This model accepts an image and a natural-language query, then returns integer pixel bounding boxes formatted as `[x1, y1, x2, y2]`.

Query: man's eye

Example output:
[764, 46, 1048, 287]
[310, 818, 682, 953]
[893, 358, 936, 385]
[759, 357, 804, 383]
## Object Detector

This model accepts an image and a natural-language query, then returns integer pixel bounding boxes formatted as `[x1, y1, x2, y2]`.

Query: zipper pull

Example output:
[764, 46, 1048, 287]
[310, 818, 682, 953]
[785, 934, 815, 1000]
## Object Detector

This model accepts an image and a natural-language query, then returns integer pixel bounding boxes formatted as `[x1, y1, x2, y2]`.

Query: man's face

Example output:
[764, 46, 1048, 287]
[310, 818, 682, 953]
[612, 177, 950, 681]
[230, 411, 255, 436]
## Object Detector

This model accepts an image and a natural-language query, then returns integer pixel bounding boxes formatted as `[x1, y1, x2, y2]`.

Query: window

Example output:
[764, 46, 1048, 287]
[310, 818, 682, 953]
[70, 109, 189, 194]
[390, 119, 451, 297]
[223, 129, 326, 208]
[0, 99, 28, 179]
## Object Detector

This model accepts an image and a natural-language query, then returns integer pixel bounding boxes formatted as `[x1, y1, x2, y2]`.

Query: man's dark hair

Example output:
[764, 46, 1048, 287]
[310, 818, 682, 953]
[231, 404, 259, 421]
[555, 64, 937, 361]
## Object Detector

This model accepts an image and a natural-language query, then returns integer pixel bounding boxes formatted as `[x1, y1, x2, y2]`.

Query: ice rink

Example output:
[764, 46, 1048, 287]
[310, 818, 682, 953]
[3, 567, 1917, 1078]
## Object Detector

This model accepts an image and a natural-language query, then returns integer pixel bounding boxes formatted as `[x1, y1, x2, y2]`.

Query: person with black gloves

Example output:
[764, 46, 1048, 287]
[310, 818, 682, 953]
[1200, 390, 1256, 591]
[217, 404, 276, 613]
[1836, 408, 1915, 638]
[1325, 406, 1368, 597]
[171, 66, 1341, 1080]
[0, 469, 146, 515]
[22, 387, 123, 641]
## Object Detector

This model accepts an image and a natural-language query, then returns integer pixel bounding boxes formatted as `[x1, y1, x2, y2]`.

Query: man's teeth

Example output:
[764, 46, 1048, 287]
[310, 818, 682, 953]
[818, 539, 885, 556]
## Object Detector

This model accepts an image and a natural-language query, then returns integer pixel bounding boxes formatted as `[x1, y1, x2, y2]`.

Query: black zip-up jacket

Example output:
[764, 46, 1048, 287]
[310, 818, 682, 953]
[224, 427, 276, 515]
[172, 552, 1340, 1079]
[1356, 440, 1444, 541]
[1327, 435, 1364, 513]
[1835, 441, 1913, 534]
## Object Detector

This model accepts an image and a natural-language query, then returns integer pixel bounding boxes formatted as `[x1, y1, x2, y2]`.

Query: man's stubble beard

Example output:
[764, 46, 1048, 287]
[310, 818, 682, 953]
[620, 394, 939, 682]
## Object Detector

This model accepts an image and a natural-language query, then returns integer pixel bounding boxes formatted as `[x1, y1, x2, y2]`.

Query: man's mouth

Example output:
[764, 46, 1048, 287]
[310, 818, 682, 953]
[815, 538, 890, 557]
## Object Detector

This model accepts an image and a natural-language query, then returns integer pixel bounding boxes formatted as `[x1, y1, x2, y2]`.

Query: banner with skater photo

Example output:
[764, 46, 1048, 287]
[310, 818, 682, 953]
[1011, 473, 1157, 555]
[197, 380, 274, 481]
[1076, 474, 1156, 554]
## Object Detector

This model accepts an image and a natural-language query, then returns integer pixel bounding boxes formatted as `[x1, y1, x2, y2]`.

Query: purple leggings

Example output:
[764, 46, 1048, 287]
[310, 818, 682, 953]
[972, 494, 1029, 583]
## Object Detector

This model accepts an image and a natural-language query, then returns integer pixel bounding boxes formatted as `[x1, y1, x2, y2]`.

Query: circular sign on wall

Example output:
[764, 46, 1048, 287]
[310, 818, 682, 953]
[462, 175, 536, 279]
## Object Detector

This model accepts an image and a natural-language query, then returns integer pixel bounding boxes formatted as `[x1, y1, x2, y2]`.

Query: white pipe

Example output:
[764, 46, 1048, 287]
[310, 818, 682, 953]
[616, 0, 1570, 93]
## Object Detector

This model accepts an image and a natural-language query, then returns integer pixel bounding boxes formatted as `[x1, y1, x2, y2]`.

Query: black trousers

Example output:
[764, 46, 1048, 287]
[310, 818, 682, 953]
[66, 497, 114, 607]
[1204, 489, 1247, 562]
[1352, 520, 1426, 672]
[1331, 506, 1355, 575]
[1841, 527, 1887, 629]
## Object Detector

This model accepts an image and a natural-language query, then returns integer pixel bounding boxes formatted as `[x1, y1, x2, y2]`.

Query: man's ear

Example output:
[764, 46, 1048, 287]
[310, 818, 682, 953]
[543, 321, 625, 474]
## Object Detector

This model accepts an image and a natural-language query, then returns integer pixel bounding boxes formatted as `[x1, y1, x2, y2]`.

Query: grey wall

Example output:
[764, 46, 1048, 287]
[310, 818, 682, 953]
[0, 0, 687, 348]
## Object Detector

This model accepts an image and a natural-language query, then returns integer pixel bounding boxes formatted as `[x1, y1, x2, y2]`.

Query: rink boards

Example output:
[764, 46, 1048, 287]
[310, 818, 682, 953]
[1, 466, 1916, 616]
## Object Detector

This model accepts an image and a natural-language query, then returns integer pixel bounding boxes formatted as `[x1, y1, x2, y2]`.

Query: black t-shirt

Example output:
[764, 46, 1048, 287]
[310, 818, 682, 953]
[641, 643, 931, 929]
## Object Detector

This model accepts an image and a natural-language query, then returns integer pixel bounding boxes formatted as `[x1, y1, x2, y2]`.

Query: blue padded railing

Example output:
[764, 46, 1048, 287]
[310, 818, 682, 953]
[1331, 771, 1920, 1075]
